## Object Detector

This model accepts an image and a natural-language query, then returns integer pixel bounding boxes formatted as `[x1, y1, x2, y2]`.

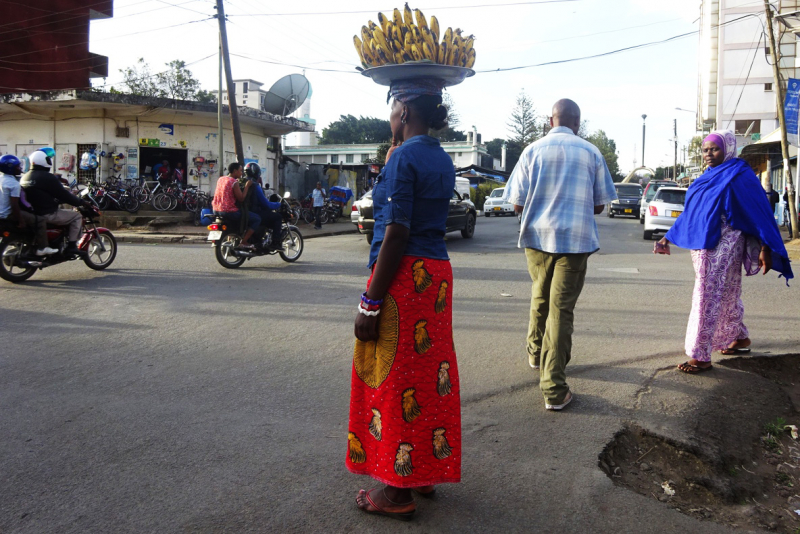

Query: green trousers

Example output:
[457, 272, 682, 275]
[525, 248, 589, 405]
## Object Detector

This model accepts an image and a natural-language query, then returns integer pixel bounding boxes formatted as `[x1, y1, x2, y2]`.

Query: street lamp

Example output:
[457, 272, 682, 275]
[642, 114, 647, 167]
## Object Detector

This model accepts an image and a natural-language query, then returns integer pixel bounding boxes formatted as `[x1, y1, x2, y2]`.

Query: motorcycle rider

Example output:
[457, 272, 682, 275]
[20, 148, 91, 256]
[0, 155, 57, 256]
[244, 162, 283, 251]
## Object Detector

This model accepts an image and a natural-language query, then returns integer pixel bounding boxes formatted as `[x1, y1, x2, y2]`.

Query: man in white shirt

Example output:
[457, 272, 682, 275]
[0, 155, 56, 256]
[311, 181, 326, 230]
[504, 99, 617, 411]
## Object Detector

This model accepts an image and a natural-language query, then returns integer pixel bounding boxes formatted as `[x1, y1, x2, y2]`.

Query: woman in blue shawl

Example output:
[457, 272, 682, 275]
[654, 130, 792, 373]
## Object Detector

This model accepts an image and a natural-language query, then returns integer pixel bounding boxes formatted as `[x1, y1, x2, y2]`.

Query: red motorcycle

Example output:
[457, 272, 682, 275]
[0, 203, 117, 283]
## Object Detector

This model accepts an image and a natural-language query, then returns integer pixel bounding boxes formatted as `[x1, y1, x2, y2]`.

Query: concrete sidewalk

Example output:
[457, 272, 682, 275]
[110, 220, 358, 244]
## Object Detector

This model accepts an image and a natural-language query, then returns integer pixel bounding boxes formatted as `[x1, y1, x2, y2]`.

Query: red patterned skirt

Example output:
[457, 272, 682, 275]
[346, 256, 461, 488]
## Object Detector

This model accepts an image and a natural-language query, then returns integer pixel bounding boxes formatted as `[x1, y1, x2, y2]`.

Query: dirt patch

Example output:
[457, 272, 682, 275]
[600, 355, 800, 532]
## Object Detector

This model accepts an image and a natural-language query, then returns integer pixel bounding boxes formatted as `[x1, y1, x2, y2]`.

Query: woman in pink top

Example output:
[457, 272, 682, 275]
[212, 162, 261, 248]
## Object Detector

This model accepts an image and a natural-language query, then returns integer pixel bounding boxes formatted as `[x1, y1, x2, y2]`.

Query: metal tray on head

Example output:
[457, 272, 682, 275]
[361, 63, 475, 87]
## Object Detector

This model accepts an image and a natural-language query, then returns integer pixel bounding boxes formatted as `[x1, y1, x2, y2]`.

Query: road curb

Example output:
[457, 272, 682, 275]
[115, 227, 358, 245]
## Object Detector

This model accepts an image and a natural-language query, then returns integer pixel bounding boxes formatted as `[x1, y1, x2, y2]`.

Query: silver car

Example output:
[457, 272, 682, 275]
[643, 187, 686, 240]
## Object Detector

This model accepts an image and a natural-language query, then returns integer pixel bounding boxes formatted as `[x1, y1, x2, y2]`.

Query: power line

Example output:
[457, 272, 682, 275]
[227, 0, 581, 17]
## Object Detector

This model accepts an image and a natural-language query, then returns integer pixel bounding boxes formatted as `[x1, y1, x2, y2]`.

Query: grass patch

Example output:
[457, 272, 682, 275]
[764, 417, 787, 437]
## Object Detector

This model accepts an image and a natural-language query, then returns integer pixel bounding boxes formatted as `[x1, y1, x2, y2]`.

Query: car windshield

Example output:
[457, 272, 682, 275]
[615, 184, 642, 197]
[654, 189, 686, 205]
[489, 188, 505, 198]
[645, 183, 668, 201]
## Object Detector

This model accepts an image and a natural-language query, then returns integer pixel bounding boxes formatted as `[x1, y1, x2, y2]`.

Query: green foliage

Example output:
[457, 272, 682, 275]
[507, 89, 538, 148]
[688, 135, 703, 167]
[196, 89, 217, 105]
[485, 138, 505, 160]
[320, 115, 392, 145]
[585, 130, 621, 179]
[470, 181, 504, 210]
[432, 127, 466, 142]
[119, 58, 206, 101]
[764, 417, 787, 437]
[363, 143, 391, 165]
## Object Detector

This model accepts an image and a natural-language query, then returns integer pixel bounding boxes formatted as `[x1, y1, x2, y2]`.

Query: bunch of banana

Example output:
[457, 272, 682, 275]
[353, 2, 476, 69]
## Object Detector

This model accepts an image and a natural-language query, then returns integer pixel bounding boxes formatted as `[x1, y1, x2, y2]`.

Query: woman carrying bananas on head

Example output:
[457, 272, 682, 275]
[347, 78, 461, 521]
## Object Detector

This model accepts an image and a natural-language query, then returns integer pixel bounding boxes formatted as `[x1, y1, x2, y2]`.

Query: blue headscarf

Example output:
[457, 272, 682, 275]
[665, 157, 793, 284]
[387, 79, 445, 103]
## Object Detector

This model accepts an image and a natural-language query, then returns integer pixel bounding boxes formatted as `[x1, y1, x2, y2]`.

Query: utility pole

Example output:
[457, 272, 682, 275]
[215, 0, 244, 164]
[673, 118, 678, 182]
[641, 114, 647, 167]
[764, 0, 799, 238]
[217, 32, 224, 173]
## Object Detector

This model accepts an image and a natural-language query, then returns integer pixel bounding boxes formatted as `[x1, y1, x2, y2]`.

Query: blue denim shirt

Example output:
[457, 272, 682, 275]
[368, 135, 455, 268]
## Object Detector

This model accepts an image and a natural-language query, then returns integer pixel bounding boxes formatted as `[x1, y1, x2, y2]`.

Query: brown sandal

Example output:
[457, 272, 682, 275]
[357, 489, 415, 521]
[677, 361, 713, 374]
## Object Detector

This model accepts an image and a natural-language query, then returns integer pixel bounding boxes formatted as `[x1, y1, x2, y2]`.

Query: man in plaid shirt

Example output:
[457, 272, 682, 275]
[503, 98, 617, 411]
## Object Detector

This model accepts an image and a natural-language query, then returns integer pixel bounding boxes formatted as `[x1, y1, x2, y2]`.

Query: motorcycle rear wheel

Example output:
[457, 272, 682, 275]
[279, 226, 303, 262]
[83, 233, 117, 270]
[0, 238, 37, 282]
[215, 232, 246, 268]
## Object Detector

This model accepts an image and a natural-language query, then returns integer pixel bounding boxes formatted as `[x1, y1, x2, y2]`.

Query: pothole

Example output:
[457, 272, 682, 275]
[600, 355, 800, 533]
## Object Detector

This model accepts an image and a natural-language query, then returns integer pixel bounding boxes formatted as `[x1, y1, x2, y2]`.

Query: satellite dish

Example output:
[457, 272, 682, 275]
[262, 74, 310, 116]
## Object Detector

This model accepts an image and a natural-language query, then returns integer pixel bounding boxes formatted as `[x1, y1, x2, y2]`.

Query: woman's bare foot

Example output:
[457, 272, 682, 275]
[356, 487, 415, 518]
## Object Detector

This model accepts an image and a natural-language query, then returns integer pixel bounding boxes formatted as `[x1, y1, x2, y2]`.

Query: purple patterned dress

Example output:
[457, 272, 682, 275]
[685, 218, 761, 362]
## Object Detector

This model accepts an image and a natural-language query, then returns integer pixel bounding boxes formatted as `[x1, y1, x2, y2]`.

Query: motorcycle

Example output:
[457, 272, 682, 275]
[208, 192, 303, 269]
[0, 193, 117, 283]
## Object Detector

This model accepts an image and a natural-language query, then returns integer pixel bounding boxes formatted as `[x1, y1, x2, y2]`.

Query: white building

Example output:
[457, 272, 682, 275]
[211, 79, 266, 110]
[285, 128, 502, 170]
[0, 91, 312, 192]
[698, 0, 800, 139]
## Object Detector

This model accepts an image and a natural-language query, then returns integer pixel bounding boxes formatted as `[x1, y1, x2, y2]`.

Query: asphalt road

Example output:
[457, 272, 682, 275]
[1, 213, 796, 533]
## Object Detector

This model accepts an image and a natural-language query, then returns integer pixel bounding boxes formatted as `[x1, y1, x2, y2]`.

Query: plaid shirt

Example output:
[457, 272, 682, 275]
[503, 126, 617, 254]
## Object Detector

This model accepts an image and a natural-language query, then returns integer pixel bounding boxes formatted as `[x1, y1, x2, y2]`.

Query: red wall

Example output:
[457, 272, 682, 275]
[0, 0, 113, 94]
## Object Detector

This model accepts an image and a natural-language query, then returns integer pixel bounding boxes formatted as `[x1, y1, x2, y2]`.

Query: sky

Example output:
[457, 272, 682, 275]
[88, 0, 707, 174]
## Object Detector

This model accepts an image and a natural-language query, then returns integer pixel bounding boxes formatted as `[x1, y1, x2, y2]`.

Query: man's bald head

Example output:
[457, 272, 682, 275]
[551, 99, 581, 134]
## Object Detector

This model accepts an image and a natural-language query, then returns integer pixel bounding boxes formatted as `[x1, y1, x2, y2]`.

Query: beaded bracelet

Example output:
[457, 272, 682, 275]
[360, 301, 381, 312]
[361, 292, 383, 306]
[357, 304, 380, 317]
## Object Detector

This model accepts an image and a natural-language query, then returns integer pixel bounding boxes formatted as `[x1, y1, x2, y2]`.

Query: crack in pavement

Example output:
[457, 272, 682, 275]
[633, 365, 674, 411]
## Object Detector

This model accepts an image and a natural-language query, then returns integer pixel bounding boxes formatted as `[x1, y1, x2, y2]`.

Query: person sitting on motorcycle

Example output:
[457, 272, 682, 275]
[212, 162, 261, 250]
[0, 155, 57, 256]
[20, 148, 91, 256]
[244, 162, 283, 251]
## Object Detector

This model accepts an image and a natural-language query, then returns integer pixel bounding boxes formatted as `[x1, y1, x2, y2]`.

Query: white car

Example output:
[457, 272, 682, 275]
[644, 187, 687, 240]
[483, 187, 514, 217]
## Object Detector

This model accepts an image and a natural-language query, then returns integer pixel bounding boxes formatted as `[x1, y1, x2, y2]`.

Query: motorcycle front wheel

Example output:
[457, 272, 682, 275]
[0, 238, 37, 282]
[83, 232, 117, 270]
[215, 232, 246, 268]
[279, 226, 303, 263]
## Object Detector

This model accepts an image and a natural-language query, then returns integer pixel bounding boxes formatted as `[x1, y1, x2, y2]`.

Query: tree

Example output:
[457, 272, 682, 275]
[688, 135, 703, 167]
[442, 93, 460, 129]
[119, 58, 207, 102]
[507, 89, 538, 147]
[585, 130, 622, 179]
[320, 115, 392, 145]
[196, 89, 217, 105]
[485, 138, 505, 160]
[363, 143, 391, 165]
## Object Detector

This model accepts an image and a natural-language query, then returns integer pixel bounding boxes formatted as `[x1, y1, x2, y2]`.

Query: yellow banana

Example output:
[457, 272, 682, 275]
[411, 25, 422, 44]
[353, 35, 367, 67]
[453, 28, 464, 48]
[403, 2, 413, 27]
[421, 26, 436, 51]
[443, 27, 453, 48]
[377, 12, 390, 34]
[391, 23, 403, 52]
[464, 35, 475, 54]
[361, 25, 372, 47]
[410, 43, 423, 62]
[422, 41, 435, 61]
[451, 49, 460, 67]
[368, 20, 378, 32]
[430, 15, 440, 42]
[402, 51, 414, 63]
[393, 8, 406, 39]
[374, 45, 391, 66]
[361, 40, 375, 67]
[466, 49, 476, 68]
[438, 41, 448, 64]
[394, 50, 405, 64]
[414, 8, 429, 33]
[404, 31, 414, 52]
[373, 27, 392, 57]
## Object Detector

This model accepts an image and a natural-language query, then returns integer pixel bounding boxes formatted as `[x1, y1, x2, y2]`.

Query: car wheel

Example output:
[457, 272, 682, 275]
[643, 230, 653, 240]
[607, 210, 614, 218]
[639, 215, 644, 225]
[461, 213, 476, 239]
[484, 211, 490, 217]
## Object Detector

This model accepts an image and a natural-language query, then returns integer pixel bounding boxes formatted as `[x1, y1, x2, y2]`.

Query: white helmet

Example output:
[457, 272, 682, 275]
[29, 150, 52, 169]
